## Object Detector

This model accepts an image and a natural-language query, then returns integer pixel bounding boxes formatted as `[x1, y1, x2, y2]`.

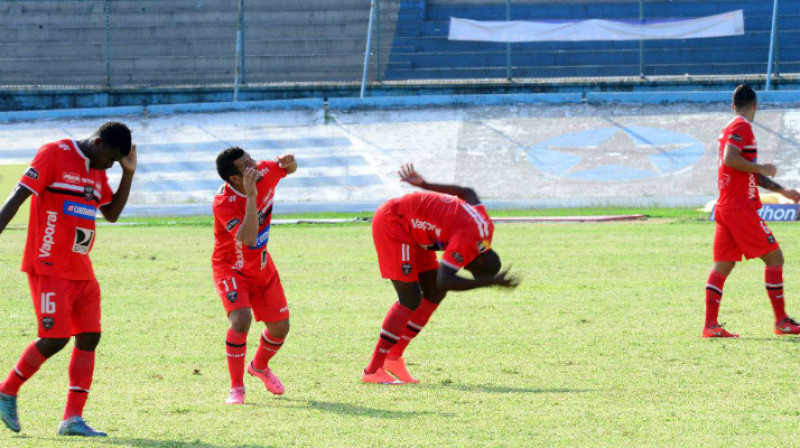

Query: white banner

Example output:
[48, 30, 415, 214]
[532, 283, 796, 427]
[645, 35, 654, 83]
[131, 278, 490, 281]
[448, 10, 744, 42]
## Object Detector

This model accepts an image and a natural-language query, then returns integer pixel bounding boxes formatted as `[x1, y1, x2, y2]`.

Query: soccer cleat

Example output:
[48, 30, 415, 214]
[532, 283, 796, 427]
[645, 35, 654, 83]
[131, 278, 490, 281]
[383, 357, 419, 384]
[702, 324, 739, 338]
[362, 368, 404, 385]
[774, 317, 800, 335]
[57, 416, 107, 437]
[225, 386, 245, 405]
[247, 363, 284, 395]
[0, 392, 20, 433]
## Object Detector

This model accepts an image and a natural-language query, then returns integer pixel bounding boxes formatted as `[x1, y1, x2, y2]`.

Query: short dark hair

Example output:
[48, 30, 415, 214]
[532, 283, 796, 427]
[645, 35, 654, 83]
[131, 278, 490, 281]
[733, 84, 757, 109]
[465, 249, 501, 279]
[216, 146, 245, 182]
[98, 122, 132, 156]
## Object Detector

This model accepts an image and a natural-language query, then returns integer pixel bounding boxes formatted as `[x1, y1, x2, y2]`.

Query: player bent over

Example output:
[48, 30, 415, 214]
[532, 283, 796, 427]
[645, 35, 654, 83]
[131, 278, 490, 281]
[212, 147, 297, 404]
[0, 122, 136, 436]
[704, 84, 800, 337]
[363, 164, 519, 384]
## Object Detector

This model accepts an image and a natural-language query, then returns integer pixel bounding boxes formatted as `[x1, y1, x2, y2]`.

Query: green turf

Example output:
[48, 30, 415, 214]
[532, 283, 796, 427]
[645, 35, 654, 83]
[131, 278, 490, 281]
[0, 164, 30, 227]
[0, 217, 798, 447]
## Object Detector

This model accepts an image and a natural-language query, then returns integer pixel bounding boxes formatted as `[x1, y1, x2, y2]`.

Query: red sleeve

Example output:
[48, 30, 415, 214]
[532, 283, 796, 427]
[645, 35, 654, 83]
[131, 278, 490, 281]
[214, 201, 244, 236]
[17, 144, 57, 196]
[723, 122, 753, 150]
[441, 236, 481, 271]
[259, 160, 287, 187]
[99, 171, 113, 206]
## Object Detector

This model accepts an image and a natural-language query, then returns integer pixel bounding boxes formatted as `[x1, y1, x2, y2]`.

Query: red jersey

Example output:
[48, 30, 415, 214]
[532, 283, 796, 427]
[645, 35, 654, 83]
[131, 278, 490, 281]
[390, 191, 494, 270]
[211, 160, 287, 283]
[18, 139, 113, 281]
[717, 116, 761, 210]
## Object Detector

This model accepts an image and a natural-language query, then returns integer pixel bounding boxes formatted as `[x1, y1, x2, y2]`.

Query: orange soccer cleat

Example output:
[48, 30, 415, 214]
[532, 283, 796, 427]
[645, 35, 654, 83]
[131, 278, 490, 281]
[774, 317, 800, 335]
[702, 324, 739, 338]
[383, 357, 419, 384]
[362, 368, 404, 385]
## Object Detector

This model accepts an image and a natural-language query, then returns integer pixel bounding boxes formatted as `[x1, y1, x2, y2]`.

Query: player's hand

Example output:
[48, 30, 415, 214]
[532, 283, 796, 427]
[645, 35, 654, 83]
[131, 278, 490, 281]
[277, 153, 297, 173]
[782, 188, 800, 203]
[490, 268, 520, 289]
[760, 163, 777, 177]
[120, 143, 137, 173]
[399, 163, 425, 187]
[242, 167, 259, 197]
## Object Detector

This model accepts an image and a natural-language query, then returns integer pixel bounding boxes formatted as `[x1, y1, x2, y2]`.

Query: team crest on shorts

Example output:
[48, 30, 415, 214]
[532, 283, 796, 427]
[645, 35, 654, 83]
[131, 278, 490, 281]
[83, 185, 94, 201]
[226, 291, 238, 303]
[452, 252, 463, 264]
[768, 235, 775, 245]
[402, 263, 412, 275]
[42, 317, 54, 330]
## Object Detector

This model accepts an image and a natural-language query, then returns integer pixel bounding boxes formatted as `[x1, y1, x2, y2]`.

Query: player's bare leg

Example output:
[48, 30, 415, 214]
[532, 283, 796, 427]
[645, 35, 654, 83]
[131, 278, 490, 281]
[760, 249, 800, 334]
[703, 262, 738, 338]
[225, 308, 251, 404]
[248, 319, 288, 395]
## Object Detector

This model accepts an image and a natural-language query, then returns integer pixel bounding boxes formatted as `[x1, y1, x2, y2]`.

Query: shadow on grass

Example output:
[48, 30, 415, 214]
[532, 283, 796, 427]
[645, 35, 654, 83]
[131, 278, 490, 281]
[282, 398, 453, 419]
[430, 382, 595, 394]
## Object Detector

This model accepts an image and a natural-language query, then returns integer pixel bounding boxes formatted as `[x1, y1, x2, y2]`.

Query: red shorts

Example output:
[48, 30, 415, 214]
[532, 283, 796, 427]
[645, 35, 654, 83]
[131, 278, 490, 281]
[214, 271, 289, 322]
[372, 203, 439, 281]
[714, 206, 779, 261]
[27, 273, 101, 338]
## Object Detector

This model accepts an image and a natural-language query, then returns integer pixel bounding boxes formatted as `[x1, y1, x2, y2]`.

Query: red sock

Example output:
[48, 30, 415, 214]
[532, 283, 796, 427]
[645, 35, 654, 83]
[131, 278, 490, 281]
[225, 329, 248, 389]
[0, 342, 48, 397]
[766, 266, 788, 323]
[365, 302, 413, 374]
[63, 348, 95, 420]
[252, 330, 284, 371]
[388, 298, 439, 361]
[705, 270, 727, 328]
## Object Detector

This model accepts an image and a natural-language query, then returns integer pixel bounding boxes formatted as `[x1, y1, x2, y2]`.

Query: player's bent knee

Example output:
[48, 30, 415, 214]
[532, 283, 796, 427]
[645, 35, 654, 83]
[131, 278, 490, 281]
[267, 319, 290, 339]
[74, 332, 102, 351]
[229, 308, 253, 333]
[36, 337, 71, 357]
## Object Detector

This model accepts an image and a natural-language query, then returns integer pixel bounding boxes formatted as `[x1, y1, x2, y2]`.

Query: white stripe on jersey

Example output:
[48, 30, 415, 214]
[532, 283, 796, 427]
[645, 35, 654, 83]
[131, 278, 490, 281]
[461, 203, 489, 238]
[50, 182, 103, 199]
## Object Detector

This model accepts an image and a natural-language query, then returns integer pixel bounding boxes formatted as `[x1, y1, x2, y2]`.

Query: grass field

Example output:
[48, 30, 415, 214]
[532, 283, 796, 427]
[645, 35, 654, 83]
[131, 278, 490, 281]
[1, 211, 799, 447]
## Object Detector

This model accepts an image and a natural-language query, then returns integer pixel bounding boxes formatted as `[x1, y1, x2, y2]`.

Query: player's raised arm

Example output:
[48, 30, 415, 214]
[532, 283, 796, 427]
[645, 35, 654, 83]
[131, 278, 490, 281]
[0, 185, 32, 235]
[100, 143, 137, 223]
[235, 166, 261, 247]
[399, 163, 480, 205]
[277, 153, 297, 175]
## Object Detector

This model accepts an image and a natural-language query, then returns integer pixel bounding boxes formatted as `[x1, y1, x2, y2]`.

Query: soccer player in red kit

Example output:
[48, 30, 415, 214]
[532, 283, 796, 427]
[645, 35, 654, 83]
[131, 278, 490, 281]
[0, 122, 136, 436]
[212, 147, 297, 404]
[363, 164, 519, 384]
[704, 84, 800, 338]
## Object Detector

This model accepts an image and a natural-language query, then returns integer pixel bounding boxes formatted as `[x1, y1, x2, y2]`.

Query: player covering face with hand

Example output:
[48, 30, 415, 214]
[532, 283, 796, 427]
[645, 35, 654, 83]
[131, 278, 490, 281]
[0, 122, 136, 437]
[703, 84, 800, 338]
[363, 164, 519, 384]
[212, 147, 297, 404]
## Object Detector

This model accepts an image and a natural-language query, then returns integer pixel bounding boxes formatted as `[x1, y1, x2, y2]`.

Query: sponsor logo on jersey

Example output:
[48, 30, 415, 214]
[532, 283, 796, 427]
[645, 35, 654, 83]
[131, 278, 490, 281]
[39, 210, 58, 258]
[228, 195, 237, 202]
[402, 263, 412, 275]
[249, 226, 270, 249]
[226, 291, 238, 303]
[749, 174, 758, 201]
[63, 201, 97, 220]
[410, 219, 441, 237]
[729, 134, 743, 142]
[41, 317, 54, 330]
[83, 185, 94, 201]
[58, 143, 70, 151]
[439, 195, 456, 204]
[24, 167, 39, 180]
[73, 227, 95, 254]
[225, 218, 241, 232]
[477, 240, 491, 253]
[234, 241, 244, 270]
[62, 172, 81, 183]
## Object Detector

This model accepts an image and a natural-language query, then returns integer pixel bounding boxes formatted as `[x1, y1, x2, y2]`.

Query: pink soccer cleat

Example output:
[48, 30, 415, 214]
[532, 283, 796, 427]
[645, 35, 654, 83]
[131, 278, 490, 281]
[225, 386, 245, 405]
[248, 362, 285, 395]
[383, 357, 419, 384]
[362, 368, 404, 385]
